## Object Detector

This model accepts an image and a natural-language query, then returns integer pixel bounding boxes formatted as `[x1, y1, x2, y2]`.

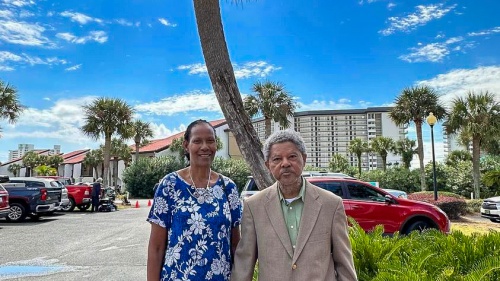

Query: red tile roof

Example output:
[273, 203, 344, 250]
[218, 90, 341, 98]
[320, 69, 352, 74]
[135, 119, 228, 153]
[64, 152, 89, 164]
[62, 149, 89, 160]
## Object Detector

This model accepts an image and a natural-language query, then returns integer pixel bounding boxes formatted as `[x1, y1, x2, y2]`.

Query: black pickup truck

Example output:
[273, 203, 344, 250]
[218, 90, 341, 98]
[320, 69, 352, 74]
[0, 175, 62, 222]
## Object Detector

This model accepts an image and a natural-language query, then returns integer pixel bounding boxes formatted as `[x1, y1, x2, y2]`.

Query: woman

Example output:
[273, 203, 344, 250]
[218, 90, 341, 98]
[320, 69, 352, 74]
[147, 120, 242, 281]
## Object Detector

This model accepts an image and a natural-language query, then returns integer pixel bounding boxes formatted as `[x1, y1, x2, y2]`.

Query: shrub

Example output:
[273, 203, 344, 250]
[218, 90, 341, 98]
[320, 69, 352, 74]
[211, 157, 251, 193]
[466, 199, 483, 214]
[408, 191, 467, 219]
[123, 156, 183, 198]
[359, 167, 421, 194]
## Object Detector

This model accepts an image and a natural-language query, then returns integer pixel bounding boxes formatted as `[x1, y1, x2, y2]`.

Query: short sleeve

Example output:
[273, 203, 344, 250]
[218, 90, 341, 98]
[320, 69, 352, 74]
[146, 176, 173, 229]
[224, 177, 243, 228]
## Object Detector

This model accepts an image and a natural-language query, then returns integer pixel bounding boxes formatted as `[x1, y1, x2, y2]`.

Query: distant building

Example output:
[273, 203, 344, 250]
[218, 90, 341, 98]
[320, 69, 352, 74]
[250, 107, 407, 170]
[8, 144, 61, 161]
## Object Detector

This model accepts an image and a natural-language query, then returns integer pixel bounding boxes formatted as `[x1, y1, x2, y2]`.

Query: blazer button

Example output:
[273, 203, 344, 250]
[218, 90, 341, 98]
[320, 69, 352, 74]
[292, 264, 297, 270]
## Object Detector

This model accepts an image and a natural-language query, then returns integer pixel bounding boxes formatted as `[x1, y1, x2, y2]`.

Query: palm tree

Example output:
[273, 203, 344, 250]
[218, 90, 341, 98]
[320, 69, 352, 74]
[445, 91, 500, 199]
[34, 165, 57, 176]
[83, 149, 104, 179]
[328, 153, 352, 174]
[131, 120, 154, 162]
[7, 163, 21, 176]
[370, 136, 395, 171]
[22, 151, 39, 176]
[81, 98, 134, 187]
[0, 80, 25, 136]
[389, 85, 447, 191]
[392, 138, 417, 169]
[192, 0, 275, 190]
[348, 138, 369, 176]
[107, 138, 133, 186]
[244, 81, 297, 138]
[48, 155, 64, 176]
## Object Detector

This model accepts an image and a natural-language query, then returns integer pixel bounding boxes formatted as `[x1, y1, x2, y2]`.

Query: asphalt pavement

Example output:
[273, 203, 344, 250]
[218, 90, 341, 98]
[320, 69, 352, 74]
[0, 199, 153, 281]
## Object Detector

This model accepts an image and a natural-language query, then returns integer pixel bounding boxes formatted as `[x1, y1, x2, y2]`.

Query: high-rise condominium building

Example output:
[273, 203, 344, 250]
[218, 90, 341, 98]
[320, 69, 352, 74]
[251, 107, 408, 170]
[8, 144, 61, 161]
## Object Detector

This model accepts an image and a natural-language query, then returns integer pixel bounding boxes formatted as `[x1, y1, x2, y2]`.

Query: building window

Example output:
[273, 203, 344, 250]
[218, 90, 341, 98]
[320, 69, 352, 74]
[81, 164, 93, 177]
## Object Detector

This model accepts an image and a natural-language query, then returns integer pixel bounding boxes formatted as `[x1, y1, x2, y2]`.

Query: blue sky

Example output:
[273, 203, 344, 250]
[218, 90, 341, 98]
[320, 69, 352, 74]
[0, 0, 499, 166]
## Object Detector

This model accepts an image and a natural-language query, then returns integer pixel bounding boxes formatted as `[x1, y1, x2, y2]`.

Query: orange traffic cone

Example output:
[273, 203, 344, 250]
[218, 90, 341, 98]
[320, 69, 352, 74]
[147, 200, 152, 207]
[135, 201, 140, 208]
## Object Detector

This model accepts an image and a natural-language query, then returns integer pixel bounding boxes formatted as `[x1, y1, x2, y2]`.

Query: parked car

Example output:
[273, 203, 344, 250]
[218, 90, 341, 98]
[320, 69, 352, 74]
[382, 189, 408, 199]
[36, 176, 92, 212]
[0, 176, 10, 219]
[1, 176, 63, 222]
[240, 176, 450, 235]
[480, 196, 500, 223]
[11, 177, 70, 212]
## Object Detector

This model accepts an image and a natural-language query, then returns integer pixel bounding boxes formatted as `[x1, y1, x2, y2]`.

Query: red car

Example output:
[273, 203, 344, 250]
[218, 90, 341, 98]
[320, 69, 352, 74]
[0, 182, 9, 219]
[241, 176, 450, 235]
[36, 176, 92, 212]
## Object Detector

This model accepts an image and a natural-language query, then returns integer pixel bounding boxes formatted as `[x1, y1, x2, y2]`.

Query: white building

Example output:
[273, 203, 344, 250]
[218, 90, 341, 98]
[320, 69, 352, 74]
[8, 144, 61, 161]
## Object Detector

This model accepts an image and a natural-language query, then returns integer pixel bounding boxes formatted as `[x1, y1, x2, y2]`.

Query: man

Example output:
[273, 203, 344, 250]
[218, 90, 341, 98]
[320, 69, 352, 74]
[91, 178, 102, 213]
[231, 129, 357, 281]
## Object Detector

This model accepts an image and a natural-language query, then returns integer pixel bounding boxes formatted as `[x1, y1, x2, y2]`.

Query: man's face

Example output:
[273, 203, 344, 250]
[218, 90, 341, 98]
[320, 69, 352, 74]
[265, 141, 306, 186]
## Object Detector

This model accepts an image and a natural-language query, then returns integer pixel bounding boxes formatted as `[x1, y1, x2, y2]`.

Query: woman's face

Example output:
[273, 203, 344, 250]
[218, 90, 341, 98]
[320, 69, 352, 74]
[183, 123, 217, 167]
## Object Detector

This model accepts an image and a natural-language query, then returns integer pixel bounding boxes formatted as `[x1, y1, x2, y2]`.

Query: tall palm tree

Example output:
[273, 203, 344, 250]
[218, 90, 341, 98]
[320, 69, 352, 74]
[131, 120, 154, 162]
[370, 136, 395, 171]
[389, 85, 446, 191]
[83, 149, 104, 179]
[0, 80, 25, 136]
[445, 91, 500, 199]
[48, 155, 64, 176]
[328, 153, 351, 174]
[244, 81, 297, 138]
[193, 0, 275, 190]
[22, 151, 39, 177]
[348, 138, 369, 176]
[8, 163, 21, 176]
[81, 97, 134, 187]
[392, 138, 417, 169]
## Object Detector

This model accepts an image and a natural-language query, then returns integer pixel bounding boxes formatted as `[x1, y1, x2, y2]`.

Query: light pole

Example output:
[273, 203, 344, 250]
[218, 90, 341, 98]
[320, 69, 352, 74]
[426, 112, 438, 201]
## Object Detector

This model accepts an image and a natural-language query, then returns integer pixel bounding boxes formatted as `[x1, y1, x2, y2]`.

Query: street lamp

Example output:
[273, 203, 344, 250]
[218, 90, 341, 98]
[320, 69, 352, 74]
[426, 112, 438, 201]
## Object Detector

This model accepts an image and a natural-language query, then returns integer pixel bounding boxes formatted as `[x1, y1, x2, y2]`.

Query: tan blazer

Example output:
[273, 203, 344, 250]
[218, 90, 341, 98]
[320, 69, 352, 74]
[231, 180, 357, 281]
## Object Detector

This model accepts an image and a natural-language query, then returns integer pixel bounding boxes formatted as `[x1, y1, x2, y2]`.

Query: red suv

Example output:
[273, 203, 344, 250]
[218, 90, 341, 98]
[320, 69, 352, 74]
[241, 177, 450, 235]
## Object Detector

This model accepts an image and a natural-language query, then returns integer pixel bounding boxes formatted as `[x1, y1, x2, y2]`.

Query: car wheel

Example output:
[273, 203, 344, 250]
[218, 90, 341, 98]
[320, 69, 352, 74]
[77, 203, 90, 211]
[405, 221, 434, 234]
[6, 203, 27, 222]
[61, 198, 75, 212]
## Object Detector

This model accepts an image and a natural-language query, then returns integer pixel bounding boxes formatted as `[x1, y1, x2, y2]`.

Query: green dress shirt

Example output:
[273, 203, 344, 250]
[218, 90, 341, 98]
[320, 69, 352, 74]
[278, 177, 306, 251]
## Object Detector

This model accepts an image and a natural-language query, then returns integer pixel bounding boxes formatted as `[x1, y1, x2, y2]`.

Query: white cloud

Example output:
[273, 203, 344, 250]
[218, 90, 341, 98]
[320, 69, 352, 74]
[387, 3, 396, 10]
[380, 4, 457, 36]
[0, 50, 66, 70]
[468, 26, 500, 37]
[57, 31, 108, 44]
[0, 20, 52, 46]
[399, 37, 471, 63]
[0, 10, 14, 19]
[2, 0, 34, 7]
[115, 19, 133, 26]
[177, 61, 281, 79]
[135, 91, 222, 116]
[158, 18, 176, 27]
[60, 11, 102, 25]
[65, 64, 81, 71]
[417, 66, 500, 106]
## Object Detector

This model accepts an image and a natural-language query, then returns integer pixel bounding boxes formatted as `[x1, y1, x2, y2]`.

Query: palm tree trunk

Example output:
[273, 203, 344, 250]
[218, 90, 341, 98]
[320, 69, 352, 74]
[415, 122, 427, 191]
[264, 117, 272, 139]
[382, 156, 387, 171]
[193, 0, 274, 190]
[472, 136, 481, 199]
[135, 142, 140, 162]
[103, 135, 112, 187]
[357, 154, 362, 175]
[93, 166, 99, 179]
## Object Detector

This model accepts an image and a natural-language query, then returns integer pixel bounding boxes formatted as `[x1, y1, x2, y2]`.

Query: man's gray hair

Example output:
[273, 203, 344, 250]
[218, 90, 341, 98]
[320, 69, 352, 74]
[263, 129, 307, 161]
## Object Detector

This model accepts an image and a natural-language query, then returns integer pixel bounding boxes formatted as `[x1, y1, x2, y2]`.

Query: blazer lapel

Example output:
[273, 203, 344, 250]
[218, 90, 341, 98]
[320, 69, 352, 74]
[292, 182, 321, 263]
[265, 183, 294, 259]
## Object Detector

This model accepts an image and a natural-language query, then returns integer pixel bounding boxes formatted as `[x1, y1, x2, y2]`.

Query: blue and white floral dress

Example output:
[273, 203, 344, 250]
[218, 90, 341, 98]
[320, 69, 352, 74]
[147, 172, 243, 281]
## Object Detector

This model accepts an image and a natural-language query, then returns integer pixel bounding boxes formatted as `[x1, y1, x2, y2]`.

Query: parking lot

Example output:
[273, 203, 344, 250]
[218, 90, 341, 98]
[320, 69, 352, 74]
[0, 199, 151, 281]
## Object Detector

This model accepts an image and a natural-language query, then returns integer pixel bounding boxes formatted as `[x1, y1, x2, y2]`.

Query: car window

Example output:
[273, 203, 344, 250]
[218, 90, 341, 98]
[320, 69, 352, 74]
[23, 181, 45, 188]
[313, 181, 344, 197]
[346, 182, 386, 202]
[244, 179, 260, 191]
